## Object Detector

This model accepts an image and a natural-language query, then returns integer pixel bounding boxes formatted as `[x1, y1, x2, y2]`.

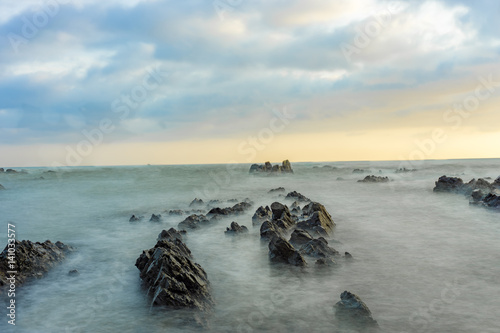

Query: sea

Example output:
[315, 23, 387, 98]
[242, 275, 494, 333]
[0, 158, 499, 333]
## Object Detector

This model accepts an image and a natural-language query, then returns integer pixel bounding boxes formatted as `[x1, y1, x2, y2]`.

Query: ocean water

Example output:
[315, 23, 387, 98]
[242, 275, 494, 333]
[0, 159, 499, 333]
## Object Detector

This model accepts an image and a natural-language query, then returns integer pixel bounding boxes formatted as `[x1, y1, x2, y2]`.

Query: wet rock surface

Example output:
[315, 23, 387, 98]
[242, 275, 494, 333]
[0, 240, 75, 293]
[335, 291, 378, 329]
[297, 202, 335, 237]
[135, 229, 214, 313]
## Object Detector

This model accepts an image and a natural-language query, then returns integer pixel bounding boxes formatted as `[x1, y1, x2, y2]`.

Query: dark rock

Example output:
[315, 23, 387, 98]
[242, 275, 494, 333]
[298, 202, 335, 236]
[189, 198, 204, 207]
[129, 215, 143, 222]
[260, 220, 282, 240]
[225, 222, 249, 235]
[290, 201, 300, 209]
[207, 202, 252, 216]
[0, 240, 75, 293]
[358, 175, 389, 183]
[289, 229, 314, 247]
[158, 228, 186, 242]
[227, 198, 239, 203]
[395, 168, 416, 173]
[268, 236, 307, 266]
[352, 169, 367, 174]
[433, 175, 465, 193]
[135, 234, 214, 313]
[315, 258, 336, 266]
[285, 191, 310, 202]
[291, 207, 301, 214]
[269, 187, 286, 193]
[335, 291, 378, 328]
[68, 269, 80, 276]
[252, 206, 272, 226]
[464, 178, 494, 193]
[231, 201, 252, 213]
[260, 203, 295, 239]
[345, 252, 353, 259]
[207, 207, 232, 215]
[168, 210, 184, 216]
[208, 199, 222, 206]
[0, 184, 5, 190]
[481, 193, 500, 209]
[270, 202, 289, 220]
[149, 214, 162, 222]
[249, 160, 293, 174]
[0, 168, 3, 172]
[299, 237, 340, 258]
[5, 169, 18, 173]
[493, 176, 500, 188]
[178, 214, 210, 230]
[470, 189, 487, 205]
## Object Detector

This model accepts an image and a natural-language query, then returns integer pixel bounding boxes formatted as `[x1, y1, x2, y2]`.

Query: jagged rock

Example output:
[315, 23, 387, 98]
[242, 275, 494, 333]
[464, 178, 494, 194]
[168, 210, 184, 216]
[178, 214, 210, 230]
[299, 237, 340, 258]
[68, 269, 80, 276]
[249, 160, 293, 174]
[129, 215, 143, 222]
[358, 175, 389, 183]
[207, 207, 232, 215]
[268, 236, 307, 266]
[269, 187, 286, 193]
[298, 202, 335, 236]
[232, 201, 252, 213]
[345, 252, 353, 259]
[335, 291, 378, 328]
[289, 229, 314, 247]
[481, 193, 500, 209]
[290, 201, 300, 209]
[252, 206, 272, 226]
[470, 189, 487, 204]
[189, 198, 204, 207]
[285, 191, 310, 202]
[493, 176, 500, 188]
[207, 202, 252, 216]
[158, 228, 186, 242]
[149, 214, 162, 222]
[433, 176, 465, 193]
[315, 258, 336, 266]
[5, 169, 18, 173]
[225, 222, 249, 235]
[227, 198, 239, 203]
[0, 240, 75, 293]
[208, 199, 222, 206]
[260, 221, 282, 240]
[135, 230, 214, 313]
[260, 203, 296, 239]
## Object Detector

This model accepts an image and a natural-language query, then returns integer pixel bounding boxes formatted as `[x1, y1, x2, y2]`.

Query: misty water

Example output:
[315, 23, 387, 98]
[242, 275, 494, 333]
[1, 159, 499, 333]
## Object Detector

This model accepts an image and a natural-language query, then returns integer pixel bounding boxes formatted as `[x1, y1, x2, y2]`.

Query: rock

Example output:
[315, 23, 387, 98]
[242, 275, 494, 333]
[208, 202, 252, 216]
[0, 184, 5, 190]
[433, 176, 465, 193]
[5, 169, 18, 173]
[260, 203, 296, 239]
[149, 214, 162, 222]
[178, 214, 210, 230]
[225, 222, 249, 235]
[352, 169, 367, 174]
[260, 220, 282, 240]
[285, 191, 310, 202]
[207, 207, 232, 215]
[0, 240, 75, 293]
[315, 258, 336, 266]
[299, 237, 340, 258]
[358, 175, 389, 183]
[493, 176, 500, 188]
[470, 189, 487, 205]
[129, 215, 143, 222]
[231, 201, 252, 213]
[395, 168, 416, 173]
[168, 210, 184, 216]
[268, 187, 286, 193]
[268, 236, 307, 266]
[68, 269, 80, 276]
[481, 193, 500, 209]
[249, 160, 293, 174]
[289, 229, 314, 247]
[0, 168, 4, 172]
[227, 198, 239, 203]
[290, 201, 300, 209]
[298, 202, 335, 236]
[252, 206, 272, 226]
[335, 291, 378, 328]
[189, 198, 204, 207]
[208, 199, 222, 206]
[345, 252, 353, 259]
[464, 178, 494, 193]
[135, 231, 214, 313]
[158, 228, 186, 242]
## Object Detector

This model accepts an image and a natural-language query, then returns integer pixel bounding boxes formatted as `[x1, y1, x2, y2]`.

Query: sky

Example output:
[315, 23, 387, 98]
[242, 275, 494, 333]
[0, 0, 499, 167]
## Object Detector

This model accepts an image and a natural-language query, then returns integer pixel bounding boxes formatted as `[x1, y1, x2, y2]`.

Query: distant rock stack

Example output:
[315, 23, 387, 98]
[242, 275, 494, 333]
[249, 160, 294, 174]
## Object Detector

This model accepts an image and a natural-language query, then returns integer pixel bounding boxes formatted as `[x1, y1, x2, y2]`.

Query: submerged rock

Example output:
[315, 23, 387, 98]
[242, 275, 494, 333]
[189, 198, 204, 207]
[0, 240, 75, 293]
[168, 209, 184, 216]
[0, 184, 5, 190]
[135, 229, 214, 313]
[268, 236, 307, 266]
[285, 191, 310, 202]
[149, 214, 162, 222]
[68, 269, 80, 276]
[268, 187, 286, 193]
[395, 168, 416, 173]
[207, 202, 252, 217]
[335, 291, 378, 329]
[225, 222, 249, 235]
[358, 175, 389, 183]
[252, 206, 272, 226]
[129, 215, 143, 222]
[178, 214, 210, 230]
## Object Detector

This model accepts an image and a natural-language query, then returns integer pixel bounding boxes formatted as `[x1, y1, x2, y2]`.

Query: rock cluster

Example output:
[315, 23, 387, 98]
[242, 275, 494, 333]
[207, 201, 252, 216]
[285, 191, 311, 202]
[135, 228, 214, 312]
[178, 214, 211, 229]
[225, 222, 249, 235]
[358, 175, 389, 183]
[0, 240, 75, 293]
[252, 206, 272, 226]
[249, 160, 293, 174]
[335, 291, 379, 329]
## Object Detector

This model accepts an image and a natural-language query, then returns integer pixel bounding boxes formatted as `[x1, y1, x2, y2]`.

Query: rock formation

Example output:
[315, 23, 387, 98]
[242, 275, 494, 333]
[358, 175, 389, 183]
[335, 291, 378, 329]
[224, 222, 249, 235]
[249, 160, 293, 174]
[268, 236, 307, 266]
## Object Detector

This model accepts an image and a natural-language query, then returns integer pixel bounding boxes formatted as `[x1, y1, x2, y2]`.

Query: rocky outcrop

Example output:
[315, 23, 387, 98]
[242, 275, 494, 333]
[285, 191, 310, 202]
[358, 175, 389, 183]
[289, 229, 313, 247]
[5, 169, 18, 173]
[0, 168, 4, 172]
[149, 214, 162, 222]
[0, 240, 75, 293]
[189, 198, 204, 207]
[135, 229, 214, 313]
[129, 215, 143, 222]
[268, 236, 307, 266]
[252, 206, 272, 226]
[434, 176, 500, 210]
[478, 193, 500, 209]
[168, 209, 184, 216]
[268, 187, 285, 193]
[433, 176, 465, 193]
[158, 228, 186, 242]
[249, 160, 294, 174]
[335, 291, 378, 329]
[225, 222, 249, 235]
[297, 202, 335, 236]
[260, 202, 296, 239]
[299, 237, 340, 258]
[207, 202, 252, 216]
[178, 214, 210, 229]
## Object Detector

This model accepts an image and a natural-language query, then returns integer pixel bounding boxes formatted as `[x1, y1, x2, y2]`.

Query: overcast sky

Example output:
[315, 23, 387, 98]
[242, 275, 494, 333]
[1, 0, 499, 167]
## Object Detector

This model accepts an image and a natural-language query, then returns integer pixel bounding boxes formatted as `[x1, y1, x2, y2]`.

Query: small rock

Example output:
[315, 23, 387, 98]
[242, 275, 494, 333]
[149, 214, 162, 222]
[225, 222, 249, 235]
[315, 258, 336, 266]
[299, 237, 340, 258]
[268, 236, 307, 266]
[129, 215, 143, 222]
[358, 175, 389, 183]
[189, 198, 204, 207]
[168, 209, 184, 216]
[269, 187, 286, 193]
[178, 214, 210, 230]
[68, 269, 80, 276]
[285, 191, 311, 202]
[335, 291, 378, 328]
